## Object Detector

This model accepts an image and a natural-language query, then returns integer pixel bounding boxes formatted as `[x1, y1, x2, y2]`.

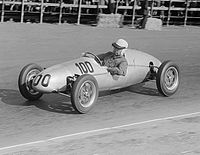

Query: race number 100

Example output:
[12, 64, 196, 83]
[75, 61, 94, 74]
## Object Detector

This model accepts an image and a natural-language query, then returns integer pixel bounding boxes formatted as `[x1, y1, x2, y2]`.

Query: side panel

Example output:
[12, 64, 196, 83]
[84, 59, 128, 91]
[124, 49, 162, 87]
[124, 49, 161, 67]
[94, 71, 128, 91]
[95, 49, 162, 90]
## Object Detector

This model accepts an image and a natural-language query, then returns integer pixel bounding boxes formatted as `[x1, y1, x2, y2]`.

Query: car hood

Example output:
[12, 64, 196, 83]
[32, 58, 86, 93]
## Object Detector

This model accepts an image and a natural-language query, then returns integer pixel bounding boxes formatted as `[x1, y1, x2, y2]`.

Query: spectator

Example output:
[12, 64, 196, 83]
[139, 0, 149, 28]
[108, 0, 116, 14]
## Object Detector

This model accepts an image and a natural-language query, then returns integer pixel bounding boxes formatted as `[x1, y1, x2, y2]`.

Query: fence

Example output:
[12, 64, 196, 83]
[0, 0, 200, 26]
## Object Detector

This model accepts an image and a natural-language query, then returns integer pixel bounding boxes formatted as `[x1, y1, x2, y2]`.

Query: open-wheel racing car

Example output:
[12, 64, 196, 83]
[18, 49, 180, 114]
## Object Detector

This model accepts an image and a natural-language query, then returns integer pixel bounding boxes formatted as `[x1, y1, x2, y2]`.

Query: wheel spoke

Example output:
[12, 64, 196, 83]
[78, 80, 96, 108]
[164, 67, 179, 90]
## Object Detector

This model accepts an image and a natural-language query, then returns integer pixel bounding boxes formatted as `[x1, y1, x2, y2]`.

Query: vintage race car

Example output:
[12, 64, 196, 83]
[18, 49, 180, 113]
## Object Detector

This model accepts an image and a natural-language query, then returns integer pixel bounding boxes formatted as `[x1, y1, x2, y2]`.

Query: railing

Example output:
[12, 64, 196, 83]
[0, 0, 200, 26]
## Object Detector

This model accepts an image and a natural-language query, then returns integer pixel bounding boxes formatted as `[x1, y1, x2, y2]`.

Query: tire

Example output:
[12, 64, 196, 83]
[156, 60, 180, 97]
[71, 74, 99, 114]
[18, 63, 43, 101]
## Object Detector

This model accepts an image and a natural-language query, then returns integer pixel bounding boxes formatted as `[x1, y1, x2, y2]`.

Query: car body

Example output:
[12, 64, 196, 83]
[18, 49, 180, 113]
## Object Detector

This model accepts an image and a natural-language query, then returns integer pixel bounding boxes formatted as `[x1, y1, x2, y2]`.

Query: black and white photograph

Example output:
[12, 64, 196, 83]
[0, 0, 200, 154]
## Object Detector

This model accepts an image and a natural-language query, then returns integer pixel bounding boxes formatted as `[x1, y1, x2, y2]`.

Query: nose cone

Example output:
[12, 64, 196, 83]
[32, 69, 72, 93]
[31, 60, 80, 93]
[32, 73, 54, 93]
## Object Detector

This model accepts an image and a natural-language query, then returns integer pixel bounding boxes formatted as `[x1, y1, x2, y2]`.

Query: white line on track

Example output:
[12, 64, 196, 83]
[1, 111, 200, 152]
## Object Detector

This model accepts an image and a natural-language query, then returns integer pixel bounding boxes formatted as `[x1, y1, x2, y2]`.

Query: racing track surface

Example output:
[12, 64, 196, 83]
[0, 23, 200, 155]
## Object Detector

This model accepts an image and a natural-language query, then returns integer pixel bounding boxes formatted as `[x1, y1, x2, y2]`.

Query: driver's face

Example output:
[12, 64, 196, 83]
[113, 47, 122, 56]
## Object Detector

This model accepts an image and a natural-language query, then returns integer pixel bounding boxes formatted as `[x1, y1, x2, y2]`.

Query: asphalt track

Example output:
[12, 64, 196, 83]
[0, 23, 200, 154]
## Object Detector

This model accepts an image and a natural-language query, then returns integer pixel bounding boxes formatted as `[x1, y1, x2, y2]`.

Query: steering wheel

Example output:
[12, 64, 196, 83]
[83, 52, 102, 66]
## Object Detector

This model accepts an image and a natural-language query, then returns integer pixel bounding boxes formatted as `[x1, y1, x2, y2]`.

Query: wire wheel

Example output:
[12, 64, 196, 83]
[156, 60, 180, 97]
[164, 66, 179, 91]
[71, 74, 99, 114]
[78, 80, 97, 108]
[18, 63, 43, 101]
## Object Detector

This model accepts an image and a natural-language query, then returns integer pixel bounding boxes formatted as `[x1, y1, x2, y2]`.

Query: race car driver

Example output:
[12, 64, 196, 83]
[101, 39, 128, 76]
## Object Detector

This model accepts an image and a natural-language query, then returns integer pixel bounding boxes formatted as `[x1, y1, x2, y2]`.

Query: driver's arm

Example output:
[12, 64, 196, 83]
[107, 61, 128, 76]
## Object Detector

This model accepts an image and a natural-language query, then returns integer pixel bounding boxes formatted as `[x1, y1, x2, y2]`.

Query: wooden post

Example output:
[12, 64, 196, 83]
[40, 0, 44, 23]
[131, 0, 136, 27]
[1, 0, 5, 22]
[184, 0, 189, 26]
[167, 0, 172, 26]
[115, 0, 119, 14]
[150, 0, 154, 17]
[77, 0, 82, 25]
[20, 0, 25, 23]
[59, 0, 63, 24]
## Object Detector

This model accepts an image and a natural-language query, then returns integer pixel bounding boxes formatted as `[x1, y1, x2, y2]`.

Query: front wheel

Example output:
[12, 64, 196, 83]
[156, 60, 180, 97]
[71, 74, 99, 114]
[18, 63, 43, 101]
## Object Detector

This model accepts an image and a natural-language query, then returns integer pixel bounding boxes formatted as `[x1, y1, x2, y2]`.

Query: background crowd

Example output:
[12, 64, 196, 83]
[1, 0, 200, 25]
[2, 0, 200, 16]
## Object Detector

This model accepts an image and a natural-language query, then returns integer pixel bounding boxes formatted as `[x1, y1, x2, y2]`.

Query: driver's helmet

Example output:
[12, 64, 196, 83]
[112, 39, 128, 50]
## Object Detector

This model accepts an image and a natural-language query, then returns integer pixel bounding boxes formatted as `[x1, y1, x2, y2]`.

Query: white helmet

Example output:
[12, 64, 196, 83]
[112, 39, 128, 49]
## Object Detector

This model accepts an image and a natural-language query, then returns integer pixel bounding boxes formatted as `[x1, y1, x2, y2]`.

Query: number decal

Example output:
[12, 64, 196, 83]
[85, 61, 94, 73]
[79, 62, 88, 73]
[75, 63, 83, 74]
[33, 75, 42, 86]
[75, 61, 94, 74]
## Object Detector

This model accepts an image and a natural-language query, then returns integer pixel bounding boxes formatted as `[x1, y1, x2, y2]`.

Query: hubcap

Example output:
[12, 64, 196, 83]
[164, 66, 179, 91]
[25, 69, 40, 95]
[78, 80, 96, 108]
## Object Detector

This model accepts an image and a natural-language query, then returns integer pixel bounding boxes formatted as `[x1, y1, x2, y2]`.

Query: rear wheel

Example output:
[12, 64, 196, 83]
[156, 60, 180, 96]
[71, 74, 99, 114]
[18, 63, 43, 101]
